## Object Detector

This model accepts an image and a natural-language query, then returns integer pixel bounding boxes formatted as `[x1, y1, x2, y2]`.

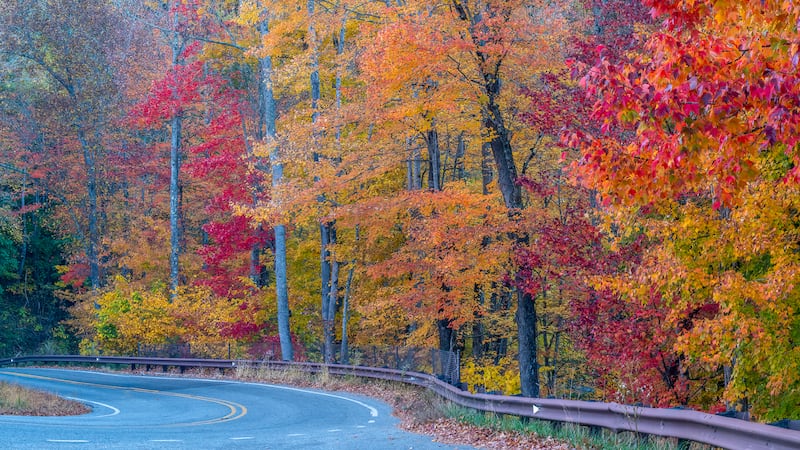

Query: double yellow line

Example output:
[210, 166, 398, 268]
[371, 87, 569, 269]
[0, 370, 248, 427]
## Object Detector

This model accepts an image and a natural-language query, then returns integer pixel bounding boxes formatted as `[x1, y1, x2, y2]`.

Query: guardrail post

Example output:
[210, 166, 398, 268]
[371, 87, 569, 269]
[455, 350, 460, 383]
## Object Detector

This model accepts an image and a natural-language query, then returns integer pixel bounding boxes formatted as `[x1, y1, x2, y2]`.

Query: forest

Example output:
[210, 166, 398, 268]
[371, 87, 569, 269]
[0, 0, 798, 422]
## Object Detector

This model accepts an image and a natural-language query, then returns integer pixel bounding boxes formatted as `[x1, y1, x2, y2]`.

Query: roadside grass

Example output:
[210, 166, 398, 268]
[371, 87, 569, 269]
[442, 404, 718, 450]
[0, 381, 90, 416]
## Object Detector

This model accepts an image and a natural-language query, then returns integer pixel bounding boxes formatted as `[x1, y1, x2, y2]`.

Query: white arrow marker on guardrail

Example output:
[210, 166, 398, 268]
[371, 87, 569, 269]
[532, 405, 540, 414]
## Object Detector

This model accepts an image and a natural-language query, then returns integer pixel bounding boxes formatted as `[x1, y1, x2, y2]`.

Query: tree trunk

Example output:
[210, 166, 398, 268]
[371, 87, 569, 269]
[76, 127, 101, 290]
[472, 320, 484, 359]
[413, 145, 422, 190]
[340, 262, 354, 365]
[321, 223, 339, 364]
[427, 127, 441, 191]
[481, 142, 493, 195]
[550, 320, 562, 396]
[472, 286, 485, 359]
[485, 111, 521, 209]
[259, 13, 293, 361]
[334, 9, 346, 114]
[308, 0, 336, 364]
[516, 288, 539, 397]
[18, 173, 28, 280]
[167, 8, 185, 300]
[437, 318, 456, 382]
[485, 118, 539, 395]
[320, 222, 332, 361]
[454, 132, 466, 182]
[332, 13, 350, 364]
[168, 112, 181, 297]
[327, 255, 339, 363]
[485, 79, 539, 397]
[249, 233, 262, 286]
[308, 0, 320, 121]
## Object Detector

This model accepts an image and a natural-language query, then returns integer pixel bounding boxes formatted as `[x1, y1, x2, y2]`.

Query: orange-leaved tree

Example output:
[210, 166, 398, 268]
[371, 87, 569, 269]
[359, 0, 579, 397]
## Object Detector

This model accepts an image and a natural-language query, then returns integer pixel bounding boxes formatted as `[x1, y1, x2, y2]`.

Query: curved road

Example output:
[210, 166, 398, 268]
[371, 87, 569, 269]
[0, 368, 472, 449]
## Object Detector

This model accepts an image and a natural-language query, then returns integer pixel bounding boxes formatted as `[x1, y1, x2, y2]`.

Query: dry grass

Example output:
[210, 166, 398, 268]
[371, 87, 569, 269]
[0, 381, 90, 416]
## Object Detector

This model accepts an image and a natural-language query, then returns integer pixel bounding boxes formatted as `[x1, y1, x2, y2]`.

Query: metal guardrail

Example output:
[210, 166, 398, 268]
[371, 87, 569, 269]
[0, 355, 238, 371]
[136, 343, 461, 383]
[2, 355, 799, 449]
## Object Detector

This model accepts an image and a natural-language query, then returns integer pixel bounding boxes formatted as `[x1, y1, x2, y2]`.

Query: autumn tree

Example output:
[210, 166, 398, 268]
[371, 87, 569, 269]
[229, 0, 301, 360]
[0, 0, 138, 290]
[359, 0, 577, 397]
[573, 0, 800, 418]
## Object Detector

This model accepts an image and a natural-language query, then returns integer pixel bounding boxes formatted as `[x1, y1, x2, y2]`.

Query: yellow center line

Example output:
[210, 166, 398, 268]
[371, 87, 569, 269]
[0, 370, 248, 427]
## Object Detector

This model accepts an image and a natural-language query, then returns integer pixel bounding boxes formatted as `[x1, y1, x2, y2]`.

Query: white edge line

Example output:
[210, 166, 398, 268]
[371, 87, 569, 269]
[64, 396, 120, 417]
[255, 384, 380, 417]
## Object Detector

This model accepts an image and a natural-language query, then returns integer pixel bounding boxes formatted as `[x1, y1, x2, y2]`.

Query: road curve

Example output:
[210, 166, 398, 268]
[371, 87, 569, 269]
[0, 368, 472, 449]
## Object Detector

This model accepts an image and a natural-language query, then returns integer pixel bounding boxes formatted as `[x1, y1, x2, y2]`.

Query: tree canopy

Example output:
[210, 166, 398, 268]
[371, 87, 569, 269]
[0, 0, 797, 421]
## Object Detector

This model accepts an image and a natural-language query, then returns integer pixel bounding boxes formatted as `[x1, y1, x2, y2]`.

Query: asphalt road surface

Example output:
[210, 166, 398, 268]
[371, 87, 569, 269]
[0, 368, 473, 449]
